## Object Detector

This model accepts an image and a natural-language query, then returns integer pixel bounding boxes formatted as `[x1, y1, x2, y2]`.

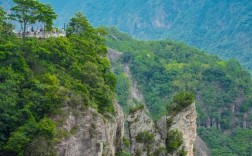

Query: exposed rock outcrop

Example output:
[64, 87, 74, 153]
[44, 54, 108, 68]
[127, 108, 165, 155]
[109, 49, 145, 107]
[194, 135, 210, 156]
[126, 103, 197, 156]
[169, 103, 197, 156]
[157, 103, 197, 156]
[55, 102, 124, 156]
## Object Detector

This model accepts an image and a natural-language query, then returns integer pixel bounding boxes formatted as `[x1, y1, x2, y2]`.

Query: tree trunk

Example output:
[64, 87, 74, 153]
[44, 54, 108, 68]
[23, 22, 27, 39]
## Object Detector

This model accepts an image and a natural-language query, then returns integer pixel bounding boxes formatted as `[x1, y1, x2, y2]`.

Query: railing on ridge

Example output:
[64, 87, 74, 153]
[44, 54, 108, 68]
[15, 31, 66, 38]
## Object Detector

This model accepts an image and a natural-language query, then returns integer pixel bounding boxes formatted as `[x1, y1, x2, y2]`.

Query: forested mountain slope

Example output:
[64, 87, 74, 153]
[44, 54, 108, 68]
[0, 4, 198, 155]
[0, 9, 118, 155]
[106, 28, 252, 156]
[38, 0, 252, 71]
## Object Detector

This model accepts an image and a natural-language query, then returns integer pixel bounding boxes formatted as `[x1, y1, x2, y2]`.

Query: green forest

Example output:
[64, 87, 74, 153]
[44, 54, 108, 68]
[37, 0, 252, 72]
[0, 6, 116, 155]
[1, 0, 252, 155]
[106, 28, 252, 156]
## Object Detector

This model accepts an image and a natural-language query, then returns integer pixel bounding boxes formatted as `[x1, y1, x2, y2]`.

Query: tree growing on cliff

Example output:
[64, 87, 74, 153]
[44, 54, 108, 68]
[167, 91, 195, 115]
[136, 131, 154, 155]
[10, 0, 57, 38]
[165, 130, 184, 154]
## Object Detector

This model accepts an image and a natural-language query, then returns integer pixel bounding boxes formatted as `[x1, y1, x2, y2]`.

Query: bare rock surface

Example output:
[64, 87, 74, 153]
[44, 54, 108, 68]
[127, 108, 165, 156]
[55, 102, 124, 156]
[194, 135, 210, 156]
[169, 103, 197, 156]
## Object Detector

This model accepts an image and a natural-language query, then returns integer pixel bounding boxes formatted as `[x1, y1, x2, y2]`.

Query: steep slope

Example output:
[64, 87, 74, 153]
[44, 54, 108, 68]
[109, 48, 199, 156]
[37, 0, 252, 72]
[107, 28, 252, 155]
[0, 8, 200, 156]
[0, 13, 118, 155]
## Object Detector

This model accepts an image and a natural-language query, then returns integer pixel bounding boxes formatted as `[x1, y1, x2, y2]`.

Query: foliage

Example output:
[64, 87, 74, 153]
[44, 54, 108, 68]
[154, 147, 167, 156]
[135, 131, 154, 155]
[165, 130, 183, 153]
[10, 0, 57, 38]
[24, 136, 56, 156]
[66, 12, 94, 38]
[172, 92, 195, 108]
[0, 7, 5, 32]
[135, 131, 154, 145]
[107, 28, 252, 156]
[115, 70, 130, 111]
[179, 147, 187, 156]
[116, 150, 131, 156]
[129, 104, 144, 114]
[105, 27, 133, 41]
[4, 118, 38, 155]
[37, 118, 56, 138]
[38, 0, 252, 72]
[198, 127, 252, 156]
[0, 7, 13, 37]
[123, 137, 130, 147]
[167, 91, 195, 115]
[0, 11, 115, 155]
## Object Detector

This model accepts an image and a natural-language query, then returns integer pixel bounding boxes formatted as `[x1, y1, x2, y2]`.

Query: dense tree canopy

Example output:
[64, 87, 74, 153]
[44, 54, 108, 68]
[0, 10, 115, 155]
[106, 28, 252, 156]
[0, 7, 13, 37]
[0, 7, 4, 31]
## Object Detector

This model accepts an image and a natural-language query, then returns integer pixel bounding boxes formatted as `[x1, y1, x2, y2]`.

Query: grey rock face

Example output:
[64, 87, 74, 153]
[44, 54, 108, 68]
[169, 103, 197, 156]
[127, 108, 165, 156]
[156, 103, 197, 156]
[194, 135, 210, 156]
[55, 102, 124, 156]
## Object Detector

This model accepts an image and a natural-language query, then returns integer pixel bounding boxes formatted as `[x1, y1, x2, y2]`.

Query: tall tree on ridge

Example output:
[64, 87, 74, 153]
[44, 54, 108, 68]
[10, 0, 57, 39]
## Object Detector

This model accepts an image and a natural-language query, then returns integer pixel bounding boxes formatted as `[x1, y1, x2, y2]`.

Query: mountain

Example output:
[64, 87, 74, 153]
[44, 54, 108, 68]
[106, 28, 252, 156]
[0, 11, 117, 155]
[1, 1, 252, 155]
[0, 8, 199, 155]
[38, 0, 252, 72]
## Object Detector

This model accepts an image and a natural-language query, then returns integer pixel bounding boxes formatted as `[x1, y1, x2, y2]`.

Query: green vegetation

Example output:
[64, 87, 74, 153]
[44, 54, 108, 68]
[135, 131, 154, 145]
[179, 147, 187, 156]
[135, 131, 154, 155]
[154, 147, 167, 156]
[10, 0, 57, 38]
[165, 130, 183, 154]
[129, 104, 144, 114]
[123, 137, 130, 147]
[167, 91, 195, 115]
[198, 127, 252, 156]
[113, 65, 130, 111]
[107, 28, 252, 156]
[0, 7, 13, 37]
[116, 150, 131, 156]
[0, 5, 115, 155]
[38, 0, 252, 72]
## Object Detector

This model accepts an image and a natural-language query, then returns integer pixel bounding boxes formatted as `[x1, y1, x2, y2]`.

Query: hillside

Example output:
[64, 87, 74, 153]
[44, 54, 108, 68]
[1, 1, 252, 155]
[0, 5, 200, 155]
[36, 0, 252, 72]
[106, 28, 252, 156]
[0, 10, 118, 155]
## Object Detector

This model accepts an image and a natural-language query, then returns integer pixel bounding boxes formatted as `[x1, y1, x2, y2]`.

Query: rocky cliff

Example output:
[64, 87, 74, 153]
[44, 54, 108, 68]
[34, 49, 200, 156]
[194, 135, 210, 156]
[127, 107, 166, 155]
[108, 49, 200, 156]
[168, 103, 197, 156]
[125, 103, 197, 156]
[54, 101, 124, 156]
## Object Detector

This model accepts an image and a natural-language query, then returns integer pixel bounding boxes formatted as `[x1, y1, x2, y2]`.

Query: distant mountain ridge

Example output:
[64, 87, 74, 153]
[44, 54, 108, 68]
[37, 0, 252, 72]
